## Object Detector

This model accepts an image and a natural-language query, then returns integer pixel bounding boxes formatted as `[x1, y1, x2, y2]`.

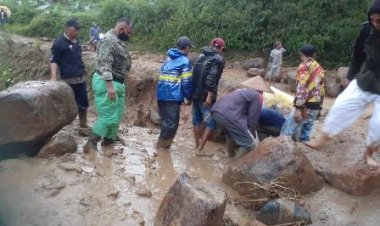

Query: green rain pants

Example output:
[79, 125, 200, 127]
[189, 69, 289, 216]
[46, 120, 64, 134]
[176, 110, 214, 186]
[92, 72, 126, 140]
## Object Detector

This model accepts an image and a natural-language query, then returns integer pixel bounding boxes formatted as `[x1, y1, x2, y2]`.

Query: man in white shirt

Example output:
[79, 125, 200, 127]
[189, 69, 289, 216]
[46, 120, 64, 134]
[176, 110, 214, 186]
[268, 41, 286, 83]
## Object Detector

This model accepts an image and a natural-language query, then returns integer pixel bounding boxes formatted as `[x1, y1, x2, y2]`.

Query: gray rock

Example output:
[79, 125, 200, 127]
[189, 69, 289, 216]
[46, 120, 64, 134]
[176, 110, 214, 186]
[38, 132, 77, 158]
[155, 173, 227, 226]
[0, 81, 77, 157]
[257, 198, 312, 225]
[325, 75, 343, 97]
[247, 68, 265, 77]
[243, 58, 266, 70]
[287, 70, 297, 92]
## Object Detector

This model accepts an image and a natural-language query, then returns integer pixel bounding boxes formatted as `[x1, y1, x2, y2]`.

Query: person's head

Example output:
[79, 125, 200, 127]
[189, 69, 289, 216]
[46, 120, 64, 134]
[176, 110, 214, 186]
[369, 0, 380, 31]
[113, 17, 133, 42]
[176, 36, 194, 55]
[65, 19, 81, 40]
[0, 9, 4, 13]
[299, 44, 317, 62]
[92, 22, 97, 27]
[274, 41, 282, 50]
[211, 37, 226, 53]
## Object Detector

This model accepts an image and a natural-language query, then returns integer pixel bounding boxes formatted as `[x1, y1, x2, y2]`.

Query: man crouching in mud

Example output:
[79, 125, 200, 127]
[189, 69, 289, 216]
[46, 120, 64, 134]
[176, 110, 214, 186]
[84, 17, 133, 152]
[306, 0, 380, 167]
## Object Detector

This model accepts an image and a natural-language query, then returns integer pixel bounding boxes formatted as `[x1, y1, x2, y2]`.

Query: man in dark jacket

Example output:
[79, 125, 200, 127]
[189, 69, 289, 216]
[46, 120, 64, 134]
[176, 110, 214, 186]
[211, 88, 262, 157]
[306, 0, 380, 167]
[50, 19, 89, 136]
[192, 37, 225, 156]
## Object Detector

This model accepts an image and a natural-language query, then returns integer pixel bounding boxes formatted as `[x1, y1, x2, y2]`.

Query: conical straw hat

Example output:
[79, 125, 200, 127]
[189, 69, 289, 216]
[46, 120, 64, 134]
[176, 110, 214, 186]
[240, 76, 274, 93]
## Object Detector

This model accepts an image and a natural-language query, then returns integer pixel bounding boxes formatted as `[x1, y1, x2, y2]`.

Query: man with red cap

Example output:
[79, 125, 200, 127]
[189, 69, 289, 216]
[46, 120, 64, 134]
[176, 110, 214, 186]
[191, 37, 225, 156]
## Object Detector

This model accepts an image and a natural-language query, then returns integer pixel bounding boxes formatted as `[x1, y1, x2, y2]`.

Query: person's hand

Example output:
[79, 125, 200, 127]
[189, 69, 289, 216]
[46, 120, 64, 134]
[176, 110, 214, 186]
[203, 96, 212, 107]
[106, 81, 116, 100]
[294, 109, 303, 123]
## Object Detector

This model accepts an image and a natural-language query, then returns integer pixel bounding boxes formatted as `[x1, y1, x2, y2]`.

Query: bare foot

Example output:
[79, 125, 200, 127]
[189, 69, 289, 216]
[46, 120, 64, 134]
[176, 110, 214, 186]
[303, 141, 322, 151]
[195, 149, 213, 157]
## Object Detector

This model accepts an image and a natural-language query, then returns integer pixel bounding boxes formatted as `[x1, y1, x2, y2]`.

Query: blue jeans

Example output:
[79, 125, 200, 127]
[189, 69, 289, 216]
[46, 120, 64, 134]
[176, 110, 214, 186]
[281, 109, 319, 142]
[192, 100, 217, 130]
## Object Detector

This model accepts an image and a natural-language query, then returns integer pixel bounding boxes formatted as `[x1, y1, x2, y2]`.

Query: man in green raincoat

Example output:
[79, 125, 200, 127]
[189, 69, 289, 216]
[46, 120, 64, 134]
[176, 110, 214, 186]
[84, 17, 133, 152]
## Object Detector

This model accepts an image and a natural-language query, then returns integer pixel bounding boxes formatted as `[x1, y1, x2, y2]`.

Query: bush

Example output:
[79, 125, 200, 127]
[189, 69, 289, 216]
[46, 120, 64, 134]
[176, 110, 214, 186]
[4, 0, 372, 67]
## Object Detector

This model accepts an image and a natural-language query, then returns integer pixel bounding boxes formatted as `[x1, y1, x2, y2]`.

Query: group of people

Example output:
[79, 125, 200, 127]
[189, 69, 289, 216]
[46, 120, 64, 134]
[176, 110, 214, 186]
[50, 0, 380, 167]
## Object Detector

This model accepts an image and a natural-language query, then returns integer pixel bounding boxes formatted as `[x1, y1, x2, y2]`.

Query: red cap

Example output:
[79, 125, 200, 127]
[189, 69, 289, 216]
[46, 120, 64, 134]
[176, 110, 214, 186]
[211, 37, 226, 49]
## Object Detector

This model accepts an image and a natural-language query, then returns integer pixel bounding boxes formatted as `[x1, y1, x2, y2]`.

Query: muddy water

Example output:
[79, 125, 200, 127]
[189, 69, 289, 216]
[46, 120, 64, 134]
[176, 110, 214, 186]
[1, 119, 380, 225]
[0, 125, 248, 226]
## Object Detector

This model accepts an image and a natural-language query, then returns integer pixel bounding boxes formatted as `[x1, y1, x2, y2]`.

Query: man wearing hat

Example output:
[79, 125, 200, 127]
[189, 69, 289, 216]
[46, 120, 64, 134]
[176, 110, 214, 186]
[156, 36, 194, 150]
[210, 76, 271, 157]
[191, 37, 225, 156]
[281, 44, 325, 142]
[50, 19, 89, 136]
[306, 0, 380, 167]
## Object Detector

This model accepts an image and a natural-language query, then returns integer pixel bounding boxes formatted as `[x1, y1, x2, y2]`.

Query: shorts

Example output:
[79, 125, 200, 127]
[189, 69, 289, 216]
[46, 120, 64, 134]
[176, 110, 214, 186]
[192, 100, 217, 130]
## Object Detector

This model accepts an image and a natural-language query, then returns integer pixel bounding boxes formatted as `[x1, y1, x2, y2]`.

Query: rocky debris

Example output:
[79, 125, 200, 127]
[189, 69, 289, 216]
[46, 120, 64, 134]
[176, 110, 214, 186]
[337, 67, 349, 84]
[132, 210, 145, 226]
[287, 70, 297, 92]
[325, 74, 343, 97]
[0, 81, 77, 157]
[80, 166, 95, 174]
[149, 107, 162, 125]
[155, 173, 227, 226]
[256, 198, 312, 225]
[243, 58, 266, 70]
[247, 68, 265, 77]
[35, 180, 66, 198]
[121, 172, 136, 186]
[107, 188, 120, 199]
[135, 183, 152, 198]
[223, 137, 323, 197]
[37, 132, 77, 158]
[58, 162, 82, 173]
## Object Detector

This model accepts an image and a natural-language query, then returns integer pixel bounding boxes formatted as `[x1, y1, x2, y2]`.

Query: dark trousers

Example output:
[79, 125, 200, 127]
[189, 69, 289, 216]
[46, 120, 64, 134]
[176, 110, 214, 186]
[158, 100, 181, 141]
[69, 82, 89, 112]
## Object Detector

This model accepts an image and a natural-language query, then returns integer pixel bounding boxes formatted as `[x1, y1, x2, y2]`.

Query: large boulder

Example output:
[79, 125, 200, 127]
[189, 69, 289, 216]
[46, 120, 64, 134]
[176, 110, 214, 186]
[286, 70, 297, 92]
[222, 137, 323, 197]
[38, 131, 77, 158]
[243, 58, 266, 70]
[0, 81, 77, 158]
[325, 75, 343, 97]
[337, 67, 349, 81]
[247, 68, 265, 77]
[155, 173, 227, 226]
[256, 198, 312, 225]
[303, 134, 380, 195]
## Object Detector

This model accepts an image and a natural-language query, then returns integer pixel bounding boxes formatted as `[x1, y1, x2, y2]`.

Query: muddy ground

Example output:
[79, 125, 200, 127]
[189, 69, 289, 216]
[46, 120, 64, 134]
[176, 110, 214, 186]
[1, 34, 380, 226]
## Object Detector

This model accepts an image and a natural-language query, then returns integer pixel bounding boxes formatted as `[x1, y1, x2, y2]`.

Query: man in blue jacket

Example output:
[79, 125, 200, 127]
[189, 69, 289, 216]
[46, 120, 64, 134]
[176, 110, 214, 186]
[156, 37, 194, 150]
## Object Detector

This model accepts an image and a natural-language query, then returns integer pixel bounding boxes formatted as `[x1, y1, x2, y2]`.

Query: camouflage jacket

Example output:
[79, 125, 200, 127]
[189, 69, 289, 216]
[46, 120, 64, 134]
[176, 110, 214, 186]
[96, 29, 131, 83]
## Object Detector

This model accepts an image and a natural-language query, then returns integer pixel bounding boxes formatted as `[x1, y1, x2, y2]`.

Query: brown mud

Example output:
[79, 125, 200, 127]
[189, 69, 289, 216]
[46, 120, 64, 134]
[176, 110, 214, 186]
[0, 34, 380, 226]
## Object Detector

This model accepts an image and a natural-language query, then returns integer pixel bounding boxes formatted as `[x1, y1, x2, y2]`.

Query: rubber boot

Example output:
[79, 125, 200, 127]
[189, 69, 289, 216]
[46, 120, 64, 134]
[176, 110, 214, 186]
[83, 131, 101, 153]
[78, 111, 90, 137]
[101, 138, 115, 147]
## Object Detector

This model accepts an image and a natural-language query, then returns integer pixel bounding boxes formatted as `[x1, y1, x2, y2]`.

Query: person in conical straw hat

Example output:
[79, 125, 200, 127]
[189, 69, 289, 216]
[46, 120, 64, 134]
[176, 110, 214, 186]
[207, 76, 272, 158]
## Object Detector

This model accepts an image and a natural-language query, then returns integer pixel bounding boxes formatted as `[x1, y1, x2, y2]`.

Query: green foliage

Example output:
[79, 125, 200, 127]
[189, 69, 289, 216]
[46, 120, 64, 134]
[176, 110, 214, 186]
[2, 0, 373, 67]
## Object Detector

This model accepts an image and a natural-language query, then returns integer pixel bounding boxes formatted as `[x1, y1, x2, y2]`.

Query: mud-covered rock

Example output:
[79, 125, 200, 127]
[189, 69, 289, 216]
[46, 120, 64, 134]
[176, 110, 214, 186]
[257, 198, 312, 225]
[321, 165, 380, 196]
[247, 68, 265, 77]
[0, 81, 77, 157]
[223, 137, 323, 197]
[38, 131, 77, 158]
[325, 75, 343, 97]
[155, 173, 227, 226]
[243, 58, 266, 70]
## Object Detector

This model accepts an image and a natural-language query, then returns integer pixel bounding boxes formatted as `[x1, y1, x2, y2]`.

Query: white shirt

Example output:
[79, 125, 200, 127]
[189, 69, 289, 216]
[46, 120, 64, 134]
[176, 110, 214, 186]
[270, 48, 286, 67]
